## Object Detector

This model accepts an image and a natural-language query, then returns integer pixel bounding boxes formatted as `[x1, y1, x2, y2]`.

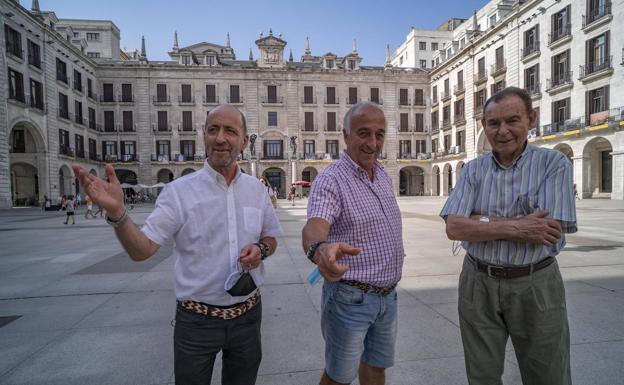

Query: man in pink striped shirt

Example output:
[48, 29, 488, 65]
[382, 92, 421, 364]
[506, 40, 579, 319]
[303, 102, 404, 385]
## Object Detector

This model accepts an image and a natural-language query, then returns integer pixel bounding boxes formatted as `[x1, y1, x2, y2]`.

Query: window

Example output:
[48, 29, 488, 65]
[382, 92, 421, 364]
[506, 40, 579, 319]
[457, 70, 464, 90]
[586, 86, 609, 125]
[181, 55, 191, 65]
[87, 78, 94, 99]
[551, 50, 571, 86]
[456, 131, 465, 151]
[416, 140, 426, 154]
[326, 140, 339, 159]
[56, 58, 67, 83]
[74, 101, 83, 124]
[182, 111, 193, 131]
[156, 140, 170, 160]
[400, 113, 409, 132]
[444, 135, 451, 150]
[229, 85, 240, 103]
[474, 89, 487, 111]
[103, 141, 118, 159]
[489, 14, 497, 28]
[420, 60, 427, 69]
[102, 83, 114, 102]
[121, 83, 133, 102]
[304, 112, 314, 131]
[586, 0, 611, 25]
[432, 86, 438, 104]
[443, 79, 450, 96]
[73, 69, 82, 92]
[87, 52, 100, 58]
[431, 42, 438, 51]
[12, 130, 25, 153]
[551, 98, 570, 132]
[27, 39, 41, 68]
[442, 105, 451, 126]
[415, 113, 424, 132]
[454, 99, 465, 120]
[303, 86, 314, 104]
[104, 111, 115, 131]
[180, 140, 195, 159]
[399, 88, 409, 106]
[206, 55, 215, 66]
[326, 112, 336, 131]
[75, 134, 85, 158]
[326, 87, 336, 104]
[88, 107, 96, 130]
[584, 31, 610, 76]
[205, 84, 217, 103]
[477, 57, 486, 78]
[29, 79, 43, 109]
[495, 46, 504, 70]
[348, 59, 356, 70]
[419, 41, 427, 50]
[4, 24, 22, 58]
[89, 139, 97, 160]
[325, 59, 334, 69]
[304, 140, 315, 158]
[524, 64, 540, 93]
[431, 110, 439, 130]
[431, 138, 438, 153]
[156, 84, 168, 102]
[414, 89, 424, 106]
[8, 68, 25, 102]
[181, 84, 193, 103]
[348, 87, 358, 104]
[86, 33, 100, 41]
[59, 129, 70, 153]
[491, 79, 506, 95]
[264, 140, 283, 159]
[551, 6, 571, 42]
[399, 140, 411, 158]
[123, 111, 134, 131]
[523, 25, 539, 57]
[158, 111, 168, 131]
[268, 111, 278, 127]
[370, 87, 380, 104]
[58, 93, 69, 119]
[267, 85, 277, 103]
[120, 141, 136, 161]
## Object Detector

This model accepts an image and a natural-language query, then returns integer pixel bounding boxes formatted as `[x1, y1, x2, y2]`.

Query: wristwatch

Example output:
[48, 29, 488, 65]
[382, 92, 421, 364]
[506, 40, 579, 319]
[255, 241, 270, 260]
[306, 240, 327, 264]
[106, 208, 129, 228]
[479, 216, 490, 223]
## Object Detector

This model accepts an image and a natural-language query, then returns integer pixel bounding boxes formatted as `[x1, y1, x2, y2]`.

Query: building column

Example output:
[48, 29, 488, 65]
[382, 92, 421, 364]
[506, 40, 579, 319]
[610, 150, 624, 201]
[291, 160, 297, 184]
[572, 155, 591, 199]
[251, 160, 257, 177]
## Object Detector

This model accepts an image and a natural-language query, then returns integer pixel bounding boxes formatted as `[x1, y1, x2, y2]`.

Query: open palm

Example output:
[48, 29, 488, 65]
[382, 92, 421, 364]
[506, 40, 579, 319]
[72, 164, 125, 217]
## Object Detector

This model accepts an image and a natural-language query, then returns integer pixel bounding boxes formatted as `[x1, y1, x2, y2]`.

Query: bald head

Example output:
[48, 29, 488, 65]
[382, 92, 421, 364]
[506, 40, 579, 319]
[205, 104, 247, 134]
[343, 102, 386, 133]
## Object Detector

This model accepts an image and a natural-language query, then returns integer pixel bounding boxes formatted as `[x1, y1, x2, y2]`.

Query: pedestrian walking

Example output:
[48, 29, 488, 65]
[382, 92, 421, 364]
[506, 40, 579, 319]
[63, 195, 76, 225]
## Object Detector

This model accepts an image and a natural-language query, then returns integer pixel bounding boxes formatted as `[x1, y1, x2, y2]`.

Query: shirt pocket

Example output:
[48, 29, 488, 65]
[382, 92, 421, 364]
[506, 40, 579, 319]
[243, 207, 262, 236]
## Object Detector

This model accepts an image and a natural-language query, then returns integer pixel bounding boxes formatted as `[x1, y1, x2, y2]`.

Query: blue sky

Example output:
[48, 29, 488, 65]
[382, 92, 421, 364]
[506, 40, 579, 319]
[38, 0, 488, 65]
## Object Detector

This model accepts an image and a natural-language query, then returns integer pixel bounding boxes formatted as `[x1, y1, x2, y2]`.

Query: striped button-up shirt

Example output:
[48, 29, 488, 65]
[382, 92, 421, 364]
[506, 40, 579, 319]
[440, 143, 577, 265]
[307, 152, 404, 287]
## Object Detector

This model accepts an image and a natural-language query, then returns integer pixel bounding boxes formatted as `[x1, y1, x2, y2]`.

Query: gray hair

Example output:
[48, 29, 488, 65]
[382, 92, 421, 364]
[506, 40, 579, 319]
[343, 102, 385, 133]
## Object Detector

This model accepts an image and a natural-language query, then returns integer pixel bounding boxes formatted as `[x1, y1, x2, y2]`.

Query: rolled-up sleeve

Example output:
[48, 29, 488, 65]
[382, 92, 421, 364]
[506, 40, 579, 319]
[440, 161, 476, 221]
[141, 185, 182, 245]
[307, 173, 341, 225]
[539, 156, 577, 233]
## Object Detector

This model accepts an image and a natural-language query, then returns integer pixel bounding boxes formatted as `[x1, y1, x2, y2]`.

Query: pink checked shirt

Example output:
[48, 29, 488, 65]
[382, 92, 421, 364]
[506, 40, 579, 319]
[307, 152, 404, 287]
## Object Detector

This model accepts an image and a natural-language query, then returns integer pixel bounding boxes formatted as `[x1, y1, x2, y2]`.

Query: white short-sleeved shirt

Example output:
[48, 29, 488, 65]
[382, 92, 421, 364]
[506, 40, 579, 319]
[141, 162, 283, 306]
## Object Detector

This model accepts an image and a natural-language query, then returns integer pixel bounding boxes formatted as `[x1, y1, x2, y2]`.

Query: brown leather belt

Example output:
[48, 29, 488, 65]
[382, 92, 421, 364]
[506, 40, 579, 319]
[469, 255, 555, 279]
[340, 280, 397, 296]
[177, 291, 260, 320]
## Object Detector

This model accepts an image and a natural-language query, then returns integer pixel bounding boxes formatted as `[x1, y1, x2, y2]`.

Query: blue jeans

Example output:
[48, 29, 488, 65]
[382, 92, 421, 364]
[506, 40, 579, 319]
[321, 281, 398, 384]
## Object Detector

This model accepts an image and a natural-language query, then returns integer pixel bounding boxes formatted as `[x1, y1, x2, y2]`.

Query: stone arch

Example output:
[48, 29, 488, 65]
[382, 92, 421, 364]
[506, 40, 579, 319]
[156, 168, 174, 183]
[262, 167, 286, 198]
[9, 120, 47, 205]
[301, 166, 318, 182]
[582, 137, 613, 197]
[399, 166, 426, 196]
[554, 143, 574, 161]
[181, 168, 196, 177]
[58, 165, 73, 197]
[116, 169, 138, 184]
[8, 119, 47, 154]
[432, 165, 441, 196]
[476, 128, 492, 155]
[10, 162, 39, 206]
[442, 163, 453, 196]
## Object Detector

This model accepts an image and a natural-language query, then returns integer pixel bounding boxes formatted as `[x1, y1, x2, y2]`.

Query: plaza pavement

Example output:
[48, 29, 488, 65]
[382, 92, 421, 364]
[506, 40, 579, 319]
[0, 197, 623, 385]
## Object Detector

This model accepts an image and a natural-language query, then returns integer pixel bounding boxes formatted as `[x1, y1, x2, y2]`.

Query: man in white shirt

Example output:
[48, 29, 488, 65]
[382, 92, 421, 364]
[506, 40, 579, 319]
[73, 104, 283, 385]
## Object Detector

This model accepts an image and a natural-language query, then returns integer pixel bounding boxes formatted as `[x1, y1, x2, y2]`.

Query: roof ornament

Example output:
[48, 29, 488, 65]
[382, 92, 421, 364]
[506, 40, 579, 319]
[384, 44, 392, 68]
[289, 49, 293, 62]
[304, 36, 311, 55]
[173, 30, 179, 50]
[140, 35, 148, 63]
[226, 32, 231, 48]
[249, 48, 253, 60]
[352, 38, 357, 53]
[31, 0, 40, 13]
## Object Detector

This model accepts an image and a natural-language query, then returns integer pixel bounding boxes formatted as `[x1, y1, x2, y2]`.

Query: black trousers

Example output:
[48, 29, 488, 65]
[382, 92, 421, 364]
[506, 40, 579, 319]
[174, 302, 262, 385]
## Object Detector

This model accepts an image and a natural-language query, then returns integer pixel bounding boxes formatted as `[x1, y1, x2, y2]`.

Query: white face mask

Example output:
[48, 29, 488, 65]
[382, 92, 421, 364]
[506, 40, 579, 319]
[224, 262, 247, 291]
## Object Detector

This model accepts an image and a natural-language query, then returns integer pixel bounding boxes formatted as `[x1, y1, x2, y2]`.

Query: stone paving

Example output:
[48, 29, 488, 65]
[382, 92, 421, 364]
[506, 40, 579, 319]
[0, 197, 623, 385]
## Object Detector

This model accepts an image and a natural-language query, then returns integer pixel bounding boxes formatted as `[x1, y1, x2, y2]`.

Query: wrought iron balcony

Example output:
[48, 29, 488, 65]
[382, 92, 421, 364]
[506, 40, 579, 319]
[521, 42, 540, 59]
[583, 1, 611, 28]
[546, 71, 573, 92]
[548, 24, 572, 46]
[579, 56, 613, 80]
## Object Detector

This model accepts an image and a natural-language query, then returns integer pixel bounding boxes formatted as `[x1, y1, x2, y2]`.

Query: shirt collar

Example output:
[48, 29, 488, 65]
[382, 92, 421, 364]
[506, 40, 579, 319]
[202, 161, 242, 186]
[340, 151, 383, 181]
[490, 141, 532, 170]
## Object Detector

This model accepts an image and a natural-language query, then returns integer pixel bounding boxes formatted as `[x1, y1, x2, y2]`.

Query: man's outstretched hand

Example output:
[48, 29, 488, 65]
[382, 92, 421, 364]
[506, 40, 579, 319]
[313, 242, 361, 282]
[72, 164, 125, 219]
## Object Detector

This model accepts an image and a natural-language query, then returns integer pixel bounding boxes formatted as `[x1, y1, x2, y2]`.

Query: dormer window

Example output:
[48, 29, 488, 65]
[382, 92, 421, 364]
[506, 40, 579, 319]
[206, 55, 215, 66]
[348, 59, 356, 70]
[182, 55, 191, 65]
[326, 59, 334, 69]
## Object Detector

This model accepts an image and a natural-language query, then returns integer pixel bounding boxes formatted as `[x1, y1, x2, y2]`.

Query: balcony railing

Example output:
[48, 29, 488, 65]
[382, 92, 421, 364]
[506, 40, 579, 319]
[75, 149, 85, 159]
[302, 123, 318, 132]
[151, 154, 172, 162]
[100, 95, 116, 103]
[441, 91, 451, 102]
[261, 96, 283, 104]
[399, 98, 411, 106]
[474, 70, 488, 85]
[75, 116, 85, 126]
[178, 96, 196, 104]
[260, 153, 285, 160]
[73, 82, 83, 93]
[413, 98, 425, 106]
[28, 98, 45, 111]
[58, 111, 72, 121]
[87, 90, 96, 100]
[59, 145, 74, 157]
[370, 98, 383, 105]
[548, 24, 572, 46]
[57, 73, 68, 84]
[152, 123, 172, 132]
[490, 60, 507, 77]
[453, 84, 465, 96]
[583, 2, 611, 27]
[521, 42, 540, 59]
[153, 96, 171, 104]
[302, 97, 317, 105]
[6, 45, 23, 59]
[324, 97, 339, 105]
[119, 94, 134, 103]
[526, 83, 541, 98]
[579, 56, 613, 79]
[227, 96, 243, 104]
[119, 154, 138, 162]
[442, 119, 451, 129]
[347, 97, 361, 105]
[202, 95, 219, 104]
[546, 71, 573, 91]
[88, 152, 101, 161]
[454, 115, 466, 125]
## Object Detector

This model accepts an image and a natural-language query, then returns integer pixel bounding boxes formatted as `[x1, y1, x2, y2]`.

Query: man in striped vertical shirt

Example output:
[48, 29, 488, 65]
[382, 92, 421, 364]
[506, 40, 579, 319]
[441, 87, 577, 385]
[303, 102, 404, 385]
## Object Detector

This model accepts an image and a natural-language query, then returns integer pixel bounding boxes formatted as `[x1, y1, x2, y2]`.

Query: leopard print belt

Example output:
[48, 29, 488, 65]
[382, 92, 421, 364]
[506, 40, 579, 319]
[340, 280, 397, 296]
[177, 291, 260, 320]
